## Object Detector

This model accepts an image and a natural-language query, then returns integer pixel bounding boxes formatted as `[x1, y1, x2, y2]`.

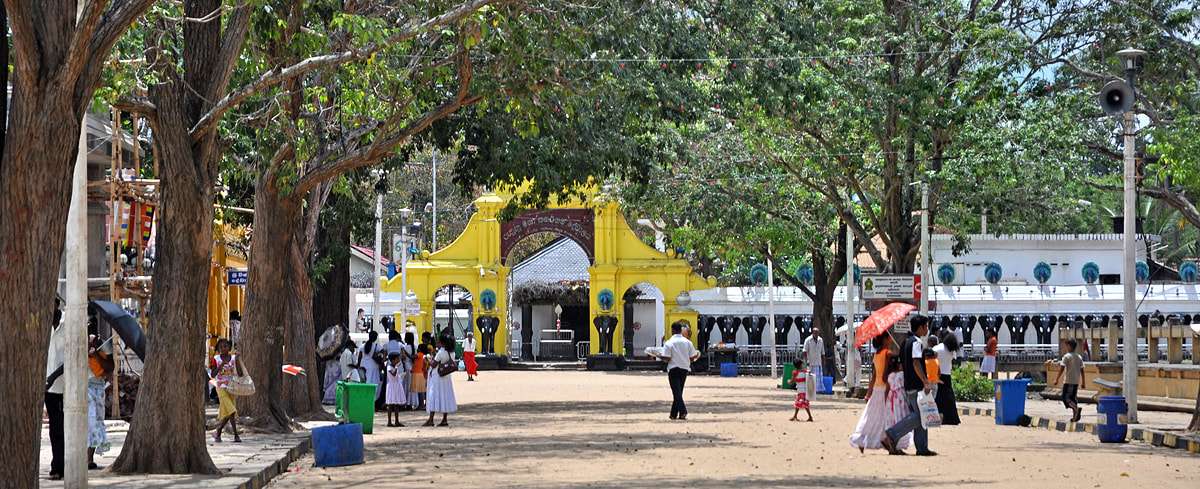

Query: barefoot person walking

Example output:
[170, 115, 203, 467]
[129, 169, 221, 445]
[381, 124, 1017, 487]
[654, 321, 700, 420]
[210, 338, 244, 443]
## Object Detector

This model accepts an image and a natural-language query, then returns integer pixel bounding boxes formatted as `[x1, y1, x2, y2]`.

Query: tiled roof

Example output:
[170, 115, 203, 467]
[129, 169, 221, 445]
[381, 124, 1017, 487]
[511, 238, 590, 286]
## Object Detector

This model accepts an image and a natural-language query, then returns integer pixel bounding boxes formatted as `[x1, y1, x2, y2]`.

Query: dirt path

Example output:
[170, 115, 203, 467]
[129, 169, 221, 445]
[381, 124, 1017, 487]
[268, 370, 1199, 488]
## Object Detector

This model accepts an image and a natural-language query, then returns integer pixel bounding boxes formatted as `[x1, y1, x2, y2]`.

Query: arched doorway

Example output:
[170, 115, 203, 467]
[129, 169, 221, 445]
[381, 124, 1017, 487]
[432, 284, 473, 341]
[505, 233, 592, 361]
[622, 282, 664, 358]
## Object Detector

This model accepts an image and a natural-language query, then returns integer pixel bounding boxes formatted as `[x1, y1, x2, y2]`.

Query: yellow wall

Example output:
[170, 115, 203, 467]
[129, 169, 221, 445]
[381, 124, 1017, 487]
[382, 186, 714, 356]
[207, 242, 248, 347]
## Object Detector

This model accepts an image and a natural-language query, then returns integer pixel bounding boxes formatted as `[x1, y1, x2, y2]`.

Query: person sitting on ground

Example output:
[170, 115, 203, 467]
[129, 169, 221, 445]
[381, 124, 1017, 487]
[1051, 339, 1085, 422]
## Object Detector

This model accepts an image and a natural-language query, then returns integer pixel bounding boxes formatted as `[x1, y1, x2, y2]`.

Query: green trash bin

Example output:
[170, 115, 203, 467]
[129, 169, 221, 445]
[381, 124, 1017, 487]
[455, 339, 465, 358]
[335, 381, 376, 434]
[781, 363, 796, 389]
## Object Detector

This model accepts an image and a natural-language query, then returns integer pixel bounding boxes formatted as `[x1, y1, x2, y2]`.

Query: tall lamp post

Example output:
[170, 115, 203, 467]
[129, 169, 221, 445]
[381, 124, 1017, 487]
[1098, 47, 1146, 423]
[372, 172, 387, 333]
[397, 207, 412, 337]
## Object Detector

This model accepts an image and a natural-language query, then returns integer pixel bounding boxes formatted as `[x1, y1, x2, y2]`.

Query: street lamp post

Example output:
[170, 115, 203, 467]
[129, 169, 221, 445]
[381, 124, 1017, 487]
[399, 208, 412, 337]
[372, 173, 386, 333]
[1117, 48, 1146, 423]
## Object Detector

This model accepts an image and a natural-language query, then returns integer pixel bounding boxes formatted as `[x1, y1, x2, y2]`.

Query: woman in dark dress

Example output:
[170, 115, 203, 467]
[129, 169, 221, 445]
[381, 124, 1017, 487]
[932, 332, 961, 425]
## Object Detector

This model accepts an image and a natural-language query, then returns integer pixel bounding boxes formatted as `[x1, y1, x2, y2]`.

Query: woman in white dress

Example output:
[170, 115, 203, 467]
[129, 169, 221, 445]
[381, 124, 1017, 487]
[423, 334, 458, 427]
[361, 331, 384, 402]
[849, 335, 911, 452]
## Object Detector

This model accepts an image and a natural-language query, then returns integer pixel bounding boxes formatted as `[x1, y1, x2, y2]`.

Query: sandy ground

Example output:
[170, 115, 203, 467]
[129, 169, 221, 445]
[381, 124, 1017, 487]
[267, 370, 1199, 489]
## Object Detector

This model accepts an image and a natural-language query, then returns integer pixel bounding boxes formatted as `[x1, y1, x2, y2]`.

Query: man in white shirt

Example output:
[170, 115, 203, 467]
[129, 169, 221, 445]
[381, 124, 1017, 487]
[803, 327, 825, 381]
[462, 331, 478, 381]
[655, 321, 699, 420]
[44, 305, 66, 479]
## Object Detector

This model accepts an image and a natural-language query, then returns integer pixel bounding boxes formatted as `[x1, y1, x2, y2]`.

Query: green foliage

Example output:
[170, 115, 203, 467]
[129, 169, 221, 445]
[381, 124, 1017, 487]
[952, 363, 994, 402]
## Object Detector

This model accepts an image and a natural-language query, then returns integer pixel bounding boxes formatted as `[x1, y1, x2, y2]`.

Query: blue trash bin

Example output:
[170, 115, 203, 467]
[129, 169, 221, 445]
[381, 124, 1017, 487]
[719, 362, 738, 377]
[312, 423, 364, 467]
[993, 379, 1031, 425]
[819, 376, 834, 394]
[1096, 396, 1128, 443]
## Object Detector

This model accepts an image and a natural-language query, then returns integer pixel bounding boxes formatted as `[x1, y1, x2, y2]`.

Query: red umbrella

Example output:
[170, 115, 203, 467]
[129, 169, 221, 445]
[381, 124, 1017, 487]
[854, 302, 917, 348]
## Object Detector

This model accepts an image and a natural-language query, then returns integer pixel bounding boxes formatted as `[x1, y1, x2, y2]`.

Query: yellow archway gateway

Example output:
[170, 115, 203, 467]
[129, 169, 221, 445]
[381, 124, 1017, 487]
[381, 185, 714, 366]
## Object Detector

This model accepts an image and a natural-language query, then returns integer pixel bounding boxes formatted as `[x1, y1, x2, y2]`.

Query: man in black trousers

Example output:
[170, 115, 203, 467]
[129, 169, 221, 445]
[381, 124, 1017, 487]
[654, 321, 700, 420]
[45, 304, 65, 480]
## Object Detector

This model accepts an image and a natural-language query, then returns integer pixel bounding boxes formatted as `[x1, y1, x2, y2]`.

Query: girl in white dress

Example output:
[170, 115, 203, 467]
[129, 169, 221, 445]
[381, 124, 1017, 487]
[385, 353, 407, 427]
[423, 335, 458, 427]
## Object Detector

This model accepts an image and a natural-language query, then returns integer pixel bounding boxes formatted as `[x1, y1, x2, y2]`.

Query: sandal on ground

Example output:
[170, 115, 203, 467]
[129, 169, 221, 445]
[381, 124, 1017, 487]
[233, 436, 242, 443]
[422, 421, 435, 427]
[437, 421, 450, 427]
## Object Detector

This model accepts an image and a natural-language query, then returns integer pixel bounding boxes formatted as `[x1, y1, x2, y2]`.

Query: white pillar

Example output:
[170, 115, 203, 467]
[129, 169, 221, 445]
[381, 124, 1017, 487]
[1121, 109, 1139, 422]
[63, 115, 89, 488]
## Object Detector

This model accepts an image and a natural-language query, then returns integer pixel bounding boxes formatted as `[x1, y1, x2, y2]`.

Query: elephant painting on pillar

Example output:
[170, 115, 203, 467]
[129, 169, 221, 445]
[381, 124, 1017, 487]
[717, 316, 738, 344]
[593, 315, 619, 354]
[476, 316, 501, 354]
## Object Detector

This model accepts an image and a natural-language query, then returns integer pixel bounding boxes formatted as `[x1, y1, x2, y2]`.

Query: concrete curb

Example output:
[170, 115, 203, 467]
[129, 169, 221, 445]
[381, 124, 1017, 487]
[238, 436, 311, 489]
[954, 405, 1200, 454]
[832, 390, 1199, 454]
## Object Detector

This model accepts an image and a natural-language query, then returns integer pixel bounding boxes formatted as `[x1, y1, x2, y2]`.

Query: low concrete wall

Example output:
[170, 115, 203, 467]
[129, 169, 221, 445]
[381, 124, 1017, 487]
[1046, 362, 1200, 401]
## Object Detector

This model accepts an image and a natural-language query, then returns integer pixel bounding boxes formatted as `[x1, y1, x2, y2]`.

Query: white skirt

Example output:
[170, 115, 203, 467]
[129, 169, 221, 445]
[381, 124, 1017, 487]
[426, 370, 458, 414]
[849, 386, 911, 450]
[980, 355, 997, 374]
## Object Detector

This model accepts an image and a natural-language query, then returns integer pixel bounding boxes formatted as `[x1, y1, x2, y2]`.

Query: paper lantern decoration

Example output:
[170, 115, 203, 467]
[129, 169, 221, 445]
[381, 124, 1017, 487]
[750, 263, 769, 286]
[797, 265, 814, 286]
[1136, 261, 1150, 283]
[984, 262, 1002, 284]
[1033, 262, 1052, 284]
[937, 263, 956, 285]
[1081, 262, 1100, 284]
[480, 289, 497, 311]
[1180, 261, 1198, 283]
[597, 289, 615, 311]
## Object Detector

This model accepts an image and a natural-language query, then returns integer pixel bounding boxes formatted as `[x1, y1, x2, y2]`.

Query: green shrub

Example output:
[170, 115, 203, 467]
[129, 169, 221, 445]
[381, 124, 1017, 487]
[952, 363, 994, 402]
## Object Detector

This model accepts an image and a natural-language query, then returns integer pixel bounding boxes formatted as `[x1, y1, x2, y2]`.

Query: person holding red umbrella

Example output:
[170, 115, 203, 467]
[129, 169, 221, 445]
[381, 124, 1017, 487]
[882, 314, 937, 456]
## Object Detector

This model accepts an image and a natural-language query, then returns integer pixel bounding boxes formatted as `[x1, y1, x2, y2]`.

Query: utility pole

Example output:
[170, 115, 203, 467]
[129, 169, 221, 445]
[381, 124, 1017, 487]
[431, 153, 438, 250]
[920, 182, 930, 315]
[844, 224, 858, 387]
[1117, 48, 1146, 423]
[767, 244, 777, 378]
[372, 180, 384, 334]
[399, 208, 412, 336]
[63, 101, 89, 489]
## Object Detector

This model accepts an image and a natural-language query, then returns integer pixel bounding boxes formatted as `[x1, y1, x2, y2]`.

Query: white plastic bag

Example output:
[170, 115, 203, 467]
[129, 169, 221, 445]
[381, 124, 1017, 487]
[918, 388, 941, 429]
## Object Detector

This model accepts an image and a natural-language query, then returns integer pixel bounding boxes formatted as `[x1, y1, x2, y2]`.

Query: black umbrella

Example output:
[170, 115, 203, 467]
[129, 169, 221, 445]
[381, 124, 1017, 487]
[90, 300, 146, 360]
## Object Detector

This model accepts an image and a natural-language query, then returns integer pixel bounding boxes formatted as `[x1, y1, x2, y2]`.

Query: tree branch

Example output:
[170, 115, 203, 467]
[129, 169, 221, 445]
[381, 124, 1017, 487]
[1142, 185, 1200, 231]
[190, 0, 501, 139]
[291, 51, 479, 196]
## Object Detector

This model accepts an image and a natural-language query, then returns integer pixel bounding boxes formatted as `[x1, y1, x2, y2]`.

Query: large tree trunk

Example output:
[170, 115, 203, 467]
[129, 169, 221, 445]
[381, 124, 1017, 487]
[311, 213, 352, 381]
[239, 179, 299, 431]
[0, 73, 85, 487]
[112, 0, 245, 472]
[282, 216, 329, 420]
[110, 81, 220, 474]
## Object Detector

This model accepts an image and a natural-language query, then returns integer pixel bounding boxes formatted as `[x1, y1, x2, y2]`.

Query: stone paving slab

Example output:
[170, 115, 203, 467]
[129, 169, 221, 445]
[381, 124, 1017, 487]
[37, 410, 329, 489]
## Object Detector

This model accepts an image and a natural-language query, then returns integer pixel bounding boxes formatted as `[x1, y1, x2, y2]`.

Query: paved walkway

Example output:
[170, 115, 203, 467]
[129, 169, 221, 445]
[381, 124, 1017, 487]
[38, 407, 329, 488]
